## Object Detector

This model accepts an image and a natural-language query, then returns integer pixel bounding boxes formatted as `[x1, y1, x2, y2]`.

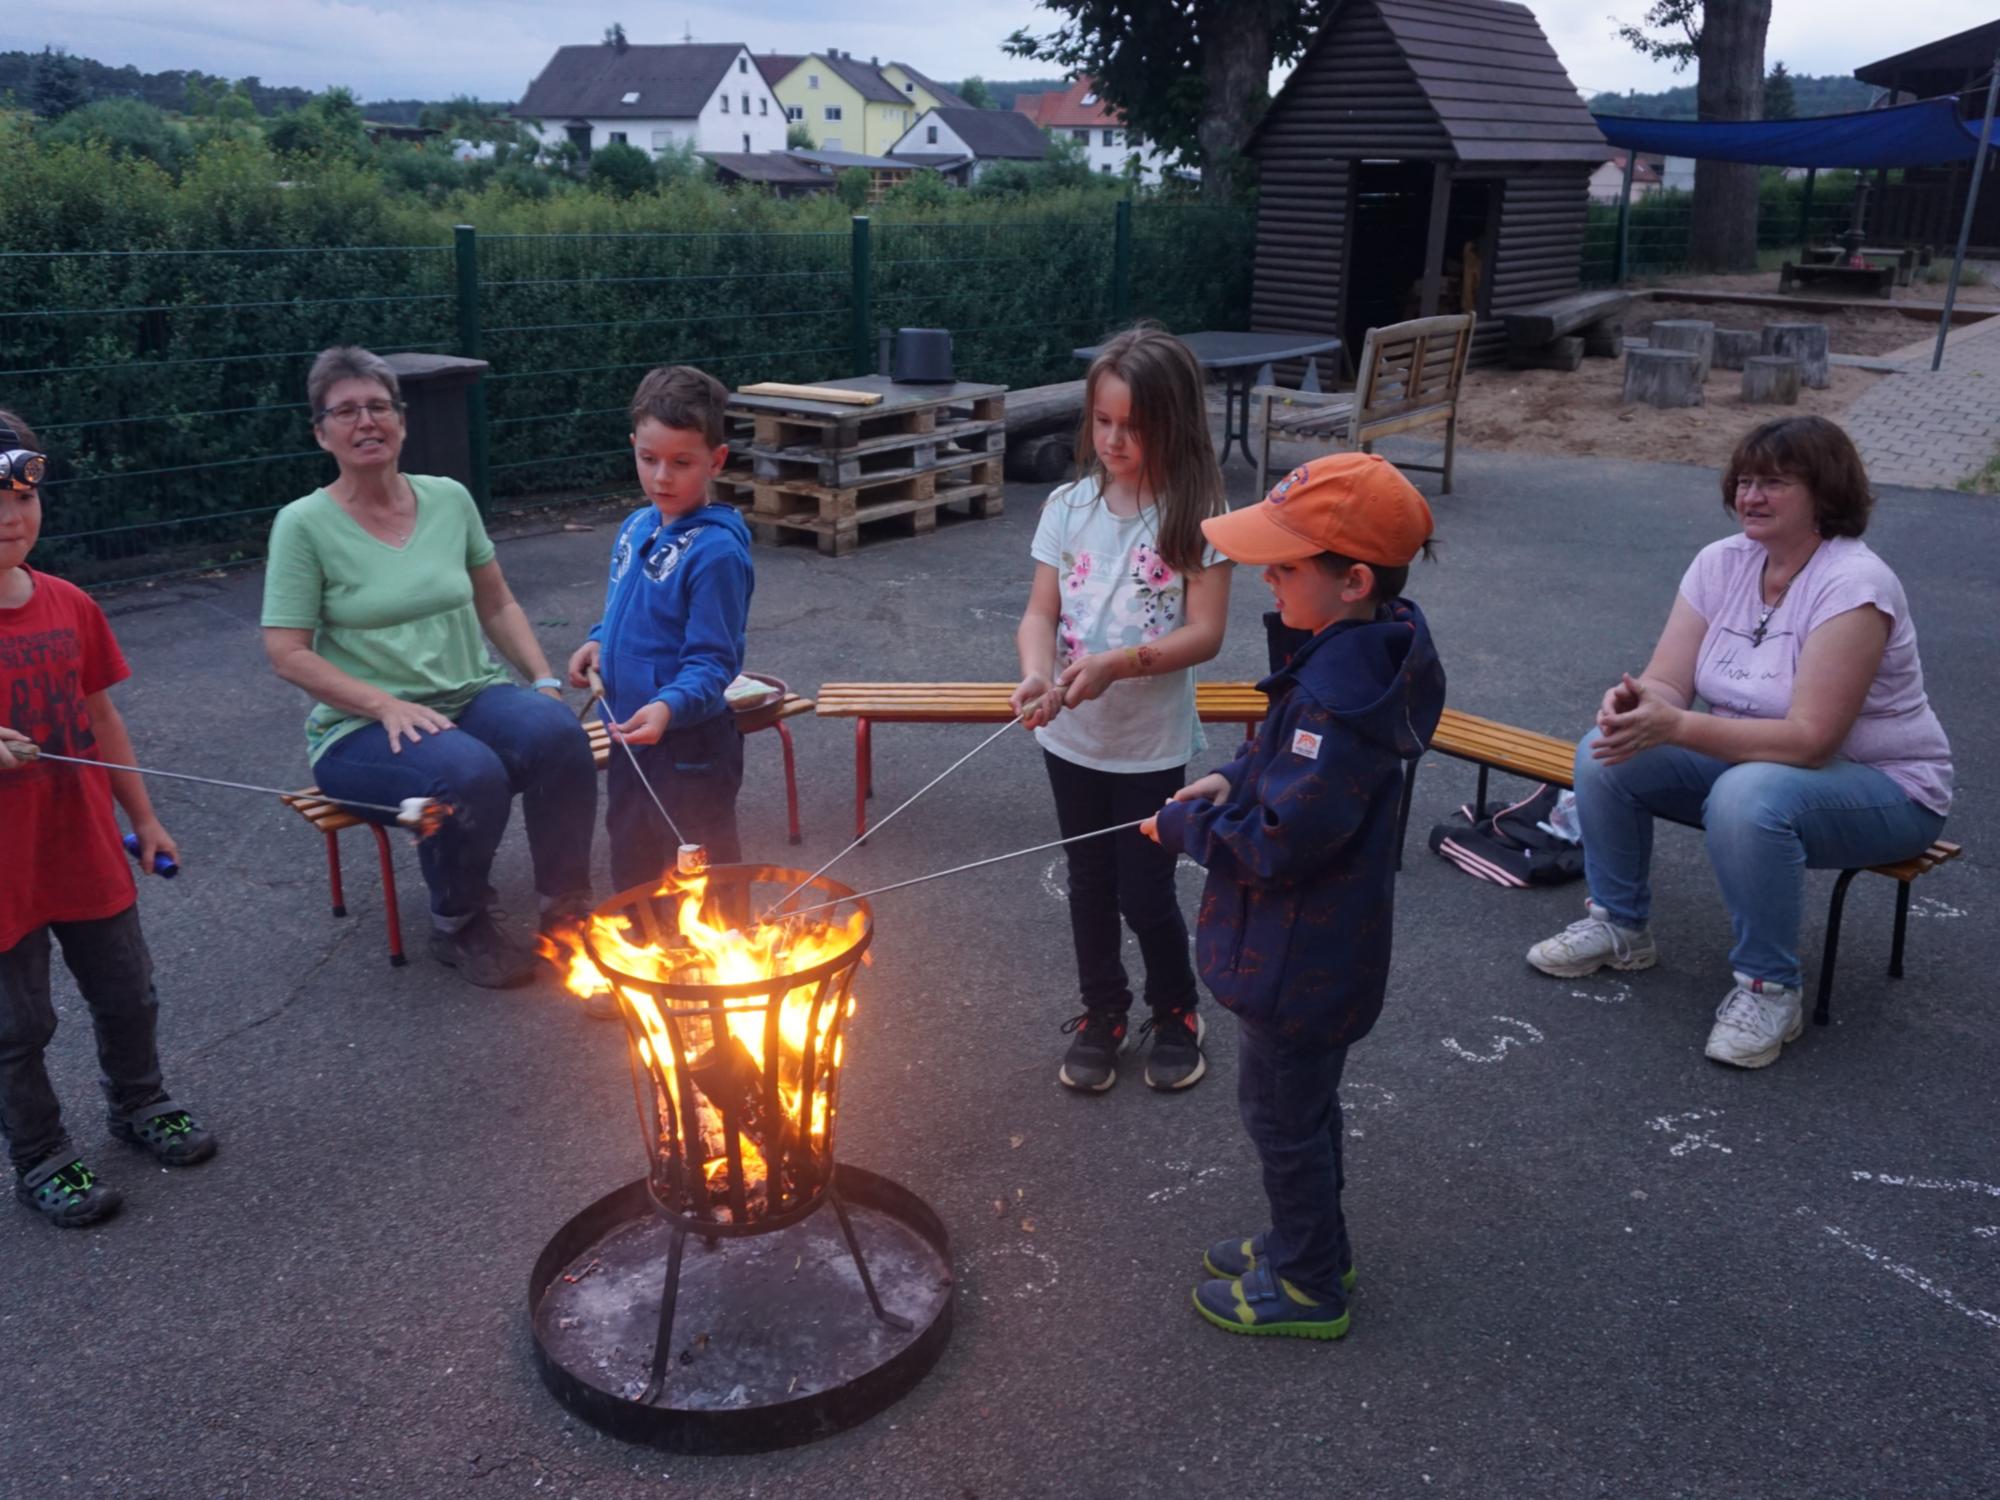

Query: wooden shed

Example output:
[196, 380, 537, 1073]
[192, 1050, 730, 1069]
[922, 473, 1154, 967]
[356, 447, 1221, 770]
[1247, 0, 1606, 367]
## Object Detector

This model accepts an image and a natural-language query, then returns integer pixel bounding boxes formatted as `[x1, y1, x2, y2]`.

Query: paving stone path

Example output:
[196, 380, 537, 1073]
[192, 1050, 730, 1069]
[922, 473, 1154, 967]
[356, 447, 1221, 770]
[1843, 309, 2000, 491]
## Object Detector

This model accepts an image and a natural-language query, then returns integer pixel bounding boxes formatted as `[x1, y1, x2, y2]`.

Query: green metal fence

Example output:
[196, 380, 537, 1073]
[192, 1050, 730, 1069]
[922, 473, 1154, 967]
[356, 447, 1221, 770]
[5, 201, 1255, 587]
[1581, 176, 1864, 285]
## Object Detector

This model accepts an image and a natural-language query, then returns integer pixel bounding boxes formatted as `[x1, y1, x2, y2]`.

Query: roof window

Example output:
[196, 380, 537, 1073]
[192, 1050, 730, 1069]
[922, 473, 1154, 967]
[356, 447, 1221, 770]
[621, 91, 640, 104]
[1081, 92, 1098, 106]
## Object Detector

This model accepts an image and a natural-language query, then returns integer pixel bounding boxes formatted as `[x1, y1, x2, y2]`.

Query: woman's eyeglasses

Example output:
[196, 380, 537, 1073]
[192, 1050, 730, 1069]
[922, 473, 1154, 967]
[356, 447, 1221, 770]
[318, 400, 404, 426]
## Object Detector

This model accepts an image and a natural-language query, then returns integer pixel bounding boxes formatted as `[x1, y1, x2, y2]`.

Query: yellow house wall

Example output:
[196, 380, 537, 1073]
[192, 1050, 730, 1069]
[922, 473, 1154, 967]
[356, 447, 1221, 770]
[772, 58, 927, 154]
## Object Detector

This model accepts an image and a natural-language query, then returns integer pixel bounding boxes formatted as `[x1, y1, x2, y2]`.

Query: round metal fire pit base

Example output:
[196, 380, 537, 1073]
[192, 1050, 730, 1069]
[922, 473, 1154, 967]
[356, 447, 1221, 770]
[529, 1165, 953, 1454]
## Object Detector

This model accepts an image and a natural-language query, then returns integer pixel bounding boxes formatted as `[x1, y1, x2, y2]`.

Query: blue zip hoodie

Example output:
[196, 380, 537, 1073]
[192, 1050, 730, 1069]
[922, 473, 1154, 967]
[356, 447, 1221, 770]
[587, 501, 754, 728]
[1154, 600, 1445, 1046]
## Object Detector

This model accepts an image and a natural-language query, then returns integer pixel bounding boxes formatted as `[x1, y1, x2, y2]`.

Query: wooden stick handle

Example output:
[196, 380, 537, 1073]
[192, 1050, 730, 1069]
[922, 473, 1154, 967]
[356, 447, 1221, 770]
[5, 740, 39, 763]
[736, 381, 883, 407]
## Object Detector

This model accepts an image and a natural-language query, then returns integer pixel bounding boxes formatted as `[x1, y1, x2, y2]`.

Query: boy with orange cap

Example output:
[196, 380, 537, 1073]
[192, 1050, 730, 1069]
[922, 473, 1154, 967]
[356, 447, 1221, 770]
[1142, 452, 1445, 1339]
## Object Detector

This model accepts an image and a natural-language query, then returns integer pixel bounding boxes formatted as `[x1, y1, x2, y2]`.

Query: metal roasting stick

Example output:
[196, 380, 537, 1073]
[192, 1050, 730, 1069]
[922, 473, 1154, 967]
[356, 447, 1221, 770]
[8, 743, 432, 822]
[767, 817, 1154, 924]
[764, 710, 1028, 919]
[586, 666, 694, 859]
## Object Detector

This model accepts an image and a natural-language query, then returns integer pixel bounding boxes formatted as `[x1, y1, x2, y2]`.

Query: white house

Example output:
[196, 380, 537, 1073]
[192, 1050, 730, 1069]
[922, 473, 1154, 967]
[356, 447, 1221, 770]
[1012, 76, 1170, 183]
[511, 41, 787, 159]
[887, 107, 1050, 183]
[1588, 152, 1663, 205]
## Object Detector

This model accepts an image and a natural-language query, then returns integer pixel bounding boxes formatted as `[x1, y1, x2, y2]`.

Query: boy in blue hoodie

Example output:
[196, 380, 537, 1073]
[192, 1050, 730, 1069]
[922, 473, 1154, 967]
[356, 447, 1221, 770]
[1144, 452, 1444, 1340]
[567, 366, 754, 895]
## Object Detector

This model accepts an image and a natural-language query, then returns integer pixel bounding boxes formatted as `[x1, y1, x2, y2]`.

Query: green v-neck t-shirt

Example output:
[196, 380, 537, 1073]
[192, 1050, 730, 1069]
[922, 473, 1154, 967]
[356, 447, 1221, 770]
[261, 475, 510, 763]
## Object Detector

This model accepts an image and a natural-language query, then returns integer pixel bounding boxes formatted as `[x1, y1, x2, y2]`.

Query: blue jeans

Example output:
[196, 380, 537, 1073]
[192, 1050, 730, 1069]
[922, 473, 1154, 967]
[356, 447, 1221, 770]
[313, 684, 597, 921]
[1237, 1015, 1352, 1306]
[1573, 729, 1946, 988]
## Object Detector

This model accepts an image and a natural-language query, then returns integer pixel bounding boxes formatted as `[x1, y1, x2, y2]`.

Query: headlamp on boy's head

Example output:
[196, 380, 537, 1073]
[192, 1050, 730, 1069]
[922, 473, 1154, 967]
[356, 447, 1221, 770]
[0, 424, 47, 492]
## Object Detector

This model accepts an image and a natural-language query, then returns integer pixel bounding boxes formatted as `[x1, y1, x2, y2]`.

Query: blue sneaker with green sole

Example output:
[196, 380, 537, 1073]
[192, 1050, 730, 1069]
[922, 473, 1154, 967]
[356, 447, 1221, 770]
[1193, 1260, 1350, 1340]
[1202, 1232, 1357, 1292]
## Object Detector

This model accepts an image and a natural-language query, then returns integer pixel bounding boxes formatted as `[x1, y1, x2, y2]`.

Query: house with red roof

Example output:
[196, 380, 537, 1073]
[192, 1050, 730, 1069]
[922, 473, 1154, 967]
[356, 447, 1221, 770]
[1013, 77, 1168, 183]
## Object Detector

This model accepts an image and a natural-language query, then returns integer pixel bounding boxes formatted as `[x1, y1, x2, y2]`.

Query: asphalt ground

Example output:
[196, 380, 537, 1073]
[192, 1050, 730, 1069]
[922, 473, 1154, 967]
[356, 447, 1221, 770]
[2, 437, 1994, 1500]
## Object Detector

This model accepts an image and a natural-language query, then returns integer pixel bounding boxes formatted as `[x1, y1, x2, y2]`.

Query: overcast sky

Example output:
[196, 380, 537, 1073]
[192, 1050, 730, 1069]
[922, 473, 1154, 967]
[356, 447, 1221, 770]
[4, 1, 1993, 105]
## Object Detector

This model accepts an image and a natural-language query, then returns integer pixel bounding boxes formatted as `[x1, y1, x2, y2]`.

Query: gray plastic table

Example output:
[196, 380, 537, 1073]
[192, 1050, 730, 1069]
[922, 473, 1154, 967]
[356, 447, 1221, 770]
[1073, 330, 1343, 466]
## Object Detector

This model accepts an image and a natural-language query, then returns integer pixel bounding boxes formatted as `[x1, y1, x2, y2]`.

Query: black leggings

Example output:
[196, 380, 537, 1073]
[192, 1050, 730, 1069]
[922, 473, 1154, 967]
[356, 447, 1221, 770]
[1043, 750, 1198, 1017]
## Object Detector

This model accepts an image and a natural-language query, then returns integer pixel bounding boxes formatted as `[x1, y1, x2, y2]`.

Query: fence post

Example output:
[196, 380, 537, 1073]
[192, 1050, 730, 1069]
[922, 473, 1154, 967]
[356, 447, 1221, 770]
[1796, 167, 1817, 256]
[1112, 197, 1133, 324]
[850, 215, 872, 376]
[1614, 153, 1636, 284]
[453, 223, 491, 511]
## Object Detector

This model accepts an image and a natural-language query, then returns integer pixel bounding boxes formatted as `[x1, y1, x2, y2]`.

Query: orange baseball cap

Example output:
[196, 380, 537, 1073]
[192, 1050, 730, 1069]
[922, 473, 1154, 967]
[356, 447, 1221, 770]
[1201, 453, 1434, 566]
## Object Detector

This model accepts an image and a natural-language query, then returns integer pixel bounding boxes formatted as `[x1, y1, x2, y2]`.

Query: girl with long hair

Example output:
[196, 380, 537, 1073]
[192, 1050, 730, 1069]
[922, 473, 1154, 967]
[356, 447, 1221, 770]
[1011, 326, 1232, 1093]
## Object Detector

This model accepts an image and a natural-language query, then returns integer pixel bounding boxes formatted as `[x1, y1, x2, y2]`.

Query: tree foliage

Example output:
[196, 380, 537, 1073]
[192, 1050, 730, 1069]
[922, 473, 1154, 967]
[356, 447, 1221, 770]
[836, 166, 871, 211]
[266, 87, 369, 160]
[1004, 0, 1332, 199]
[786, 121, 814, 149]
[39, 99, 191, 176]
[1614, 0, 1700, 69]
[28, 47, 87, 120]
[957, 76, 994, 110]
[586, 140, 655, 197]
[1763, 60, 1796, 120]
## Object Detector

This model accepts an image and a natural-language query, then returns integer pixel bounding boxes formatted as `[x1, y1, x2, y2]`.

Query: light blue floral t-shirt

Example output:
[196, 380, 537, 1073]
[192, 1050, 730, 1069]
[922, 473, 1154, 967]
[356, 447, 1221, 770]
[1029, 476, 1221, 774]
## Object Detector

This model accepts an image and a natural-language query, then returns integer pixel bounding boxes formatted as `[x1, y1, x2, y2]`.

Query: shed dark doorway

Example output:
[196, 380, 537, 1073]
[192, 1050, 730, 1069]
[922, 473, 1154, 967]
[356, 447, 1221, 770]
[1343, 167, 1499, 354]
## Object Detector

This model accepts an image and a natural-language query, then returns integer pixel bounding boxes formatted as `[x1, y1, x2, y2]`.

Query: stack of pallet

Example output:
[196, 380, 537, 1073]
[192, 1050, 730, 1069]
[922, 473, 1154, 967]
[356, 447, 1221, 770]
[721, 376, 1007, 557]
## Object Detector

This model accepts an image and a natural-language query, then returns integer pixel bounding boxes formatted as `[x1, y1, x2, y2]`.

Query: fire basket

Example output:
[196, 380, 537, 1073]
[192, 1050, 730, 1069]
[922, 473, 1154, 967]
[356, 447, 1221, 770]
[530, 865, 953, 1453]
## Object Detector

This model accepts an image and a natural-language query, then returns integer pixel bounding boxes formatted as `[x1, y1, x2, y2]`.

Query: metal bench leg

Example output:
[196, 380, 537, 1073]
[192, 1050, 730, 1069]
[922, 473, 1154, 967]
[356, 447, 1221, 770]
[854, 718, 872, 841]
[369, 823, 406, 968]
[1889, 879, 1911, 978]
[776, 720, 802, 845]
[324, 829, 347, 919]
[1474, 763, 1490, 816]
[1814, 868, 1861, 1026]
[1396, 757, 1420, 871]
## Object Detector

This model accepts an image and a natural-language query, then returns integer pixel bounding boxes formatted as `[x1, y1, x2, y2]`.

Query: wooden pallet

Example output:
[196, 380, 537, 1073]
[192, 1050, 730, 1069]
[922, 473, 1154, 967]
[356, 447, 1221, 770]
[740, 391, 1005, 452]
[751, 420, 1005, 487]
[748, 461, 1003, 556]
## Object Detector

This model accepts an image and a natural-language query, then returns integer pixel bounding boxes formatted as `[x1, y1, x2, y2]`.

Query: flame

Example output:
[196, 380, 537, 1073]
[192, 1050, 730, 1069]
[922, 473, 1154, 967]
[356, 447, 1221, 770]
[540, 871, 864, 1221]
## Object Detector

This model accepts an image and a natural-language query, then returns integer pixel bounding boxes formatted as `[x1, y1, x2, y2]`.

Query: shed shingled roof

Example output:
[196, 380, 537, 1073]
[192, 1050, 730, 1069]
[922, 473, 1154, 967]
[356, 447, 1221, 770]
[1251, 0, 1606, 165]
[512, 43, 746, 120]
[928, 107, 1050, 159]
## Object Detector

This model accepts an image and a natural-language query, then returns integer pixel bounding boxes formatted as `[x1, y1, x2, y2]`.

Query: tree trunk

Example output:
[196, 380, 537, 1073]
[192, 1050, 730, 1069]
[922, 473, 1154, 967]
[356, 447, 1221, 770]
[1690, 0, 1772, 271]
[1197, 0, 1280, 203]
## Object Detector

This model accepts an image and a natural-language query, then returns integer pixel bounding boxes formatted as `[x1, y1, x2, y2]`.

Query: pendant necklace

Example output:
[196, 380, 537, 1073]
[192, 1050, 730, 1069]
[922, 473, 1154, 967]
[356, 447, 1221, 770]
[1752, 571, 1794, 647]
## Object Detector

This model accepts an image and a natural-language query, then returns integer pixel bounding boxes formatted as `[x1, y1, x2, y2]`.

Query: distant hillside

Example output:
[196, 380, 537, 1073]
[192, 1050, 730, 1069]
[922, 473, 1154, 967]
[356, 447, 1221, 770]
[969, 78, 1070, 111]
[0, 49, 313, 115]
[1590, 73, 1878, 120]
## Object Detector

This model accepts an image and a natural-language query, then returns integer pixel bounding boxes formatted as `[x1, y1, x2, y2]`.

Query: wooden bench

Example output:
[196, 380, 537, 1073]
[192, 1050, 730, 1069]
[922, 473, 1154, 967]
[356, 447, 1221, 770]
[1802, 245, 1917, 285]
[1253, 313, 1476, 494]
[285, 694, 814, 966]
[814, 681, 1269, 839]
[1779, 262, 1895, 298]
[1399, 707, 1963, 1025]
[1503, 290, 1633, 370]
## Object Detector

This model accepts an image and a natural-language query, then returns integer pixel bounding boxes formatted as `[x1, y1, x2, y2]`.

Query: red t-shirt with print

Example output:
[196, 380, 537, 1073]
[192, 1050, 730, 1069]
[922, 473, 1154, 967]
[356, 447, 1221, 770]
[0, 569, 136, 951]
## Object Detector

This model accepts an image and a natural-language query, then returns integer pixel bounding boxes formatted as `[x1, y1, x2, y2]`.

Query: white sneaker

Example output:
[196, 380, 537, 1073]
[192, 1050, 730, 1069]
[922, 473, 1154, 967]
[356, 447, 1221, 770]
[1704, 973, 1804, 1069]
[1526, 901, 1659, 978]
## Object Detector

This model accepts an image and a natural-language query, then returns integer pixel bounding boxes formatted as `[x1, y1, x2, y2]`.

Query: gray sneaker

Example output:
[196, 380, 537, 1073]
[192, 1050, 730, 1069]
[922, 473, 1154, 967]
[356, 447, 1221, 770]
[1526, 900, 1658, 978]
[430, 909, 539, 988]
[1704, 973, 1804, 1068]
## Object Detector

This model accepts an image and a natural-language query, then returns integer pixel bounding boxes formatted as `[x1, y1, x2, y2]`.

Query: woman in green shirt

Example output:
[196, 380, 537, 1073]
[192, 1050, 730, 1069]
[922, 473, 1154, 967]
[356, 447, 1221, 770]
[261, 347, 595, 989]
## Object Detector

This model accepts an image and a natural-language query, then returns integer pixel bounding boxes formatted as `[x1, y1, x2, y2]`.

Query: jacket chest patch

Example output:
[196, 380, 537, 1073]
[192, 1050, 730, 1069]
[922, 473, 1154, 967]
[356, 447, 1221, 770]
[1290, 728, 1323, 759]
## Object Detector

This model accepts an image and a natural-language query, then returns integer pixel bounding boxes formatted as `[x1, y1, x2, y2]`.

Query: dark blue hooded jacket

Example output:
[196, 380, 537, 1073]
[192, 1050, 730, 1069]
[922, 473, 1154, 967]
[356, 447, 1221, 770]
[587, 501, 754, 728]
[1154, 600, 1445, 1047]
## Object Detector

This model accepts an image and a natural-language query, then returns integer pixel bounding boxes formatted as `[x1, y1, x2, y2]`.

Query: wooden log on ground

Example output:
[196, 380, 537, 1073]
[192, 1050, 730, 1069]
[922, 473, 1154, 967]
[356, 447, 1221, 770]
[1712, 329, 1761, 371]
[1005, 431, 1074, 484]
[1649, 320, 1715, 382]
[1507, 336, 1584, 372]
[1741, 355, 1802, 405]
[1502, 290, 1633, 346]
[1622, 348, 1704, 408]
[1760, 323, 1830, 389]
[1581, 320, 1624, 358]
[1003, 380, 1086, 438]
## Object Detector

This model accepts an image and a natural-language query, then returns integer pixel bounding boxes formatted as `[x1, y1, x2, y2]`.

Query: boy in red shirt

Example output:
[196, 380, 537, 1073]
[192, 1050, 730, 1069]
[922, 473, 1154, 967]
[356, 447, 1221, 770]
[0, 410, 216, 1227]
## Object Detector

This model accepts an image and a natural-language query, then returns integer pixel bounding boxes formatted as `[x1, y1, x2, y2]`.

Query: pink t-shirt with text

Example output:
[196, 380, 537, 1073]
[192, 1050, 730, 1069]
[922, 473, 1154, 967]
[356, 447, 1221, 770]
[1679, 534, 1951, 815]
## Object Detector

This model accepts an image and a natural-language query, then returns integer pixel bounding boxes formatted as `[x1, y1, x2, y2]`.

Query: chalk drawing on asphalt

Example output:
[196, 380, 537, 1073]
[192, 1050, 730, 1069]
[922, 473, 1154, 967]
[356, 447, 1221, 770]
[1441, 1015, 1545, 1064]
[1851, 1171, 2000, 1199]
[1648, 1109, 1734, 1157]
[1794, 1206, 2000, 1333]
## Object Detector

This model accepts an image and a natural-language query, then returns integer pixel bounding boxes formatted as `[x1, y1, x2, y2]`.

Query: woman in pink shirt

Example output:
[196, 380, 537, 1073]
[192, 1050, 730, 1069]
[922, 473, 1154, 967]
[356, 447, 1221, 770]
[1525, 416, 1951, 1068]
